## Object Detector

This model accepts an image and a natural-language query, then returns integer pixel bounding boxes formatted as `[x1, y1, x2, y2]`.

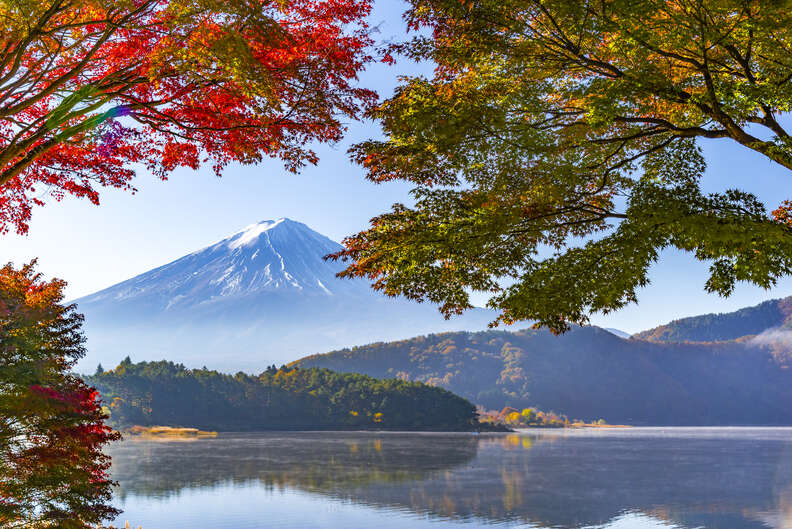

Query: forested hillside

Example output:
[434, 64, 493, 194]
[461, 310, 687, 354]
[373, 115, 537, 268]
[87, 360, 479, 431]
[294, 326, 792, 426]
[635, 297, 792, 343]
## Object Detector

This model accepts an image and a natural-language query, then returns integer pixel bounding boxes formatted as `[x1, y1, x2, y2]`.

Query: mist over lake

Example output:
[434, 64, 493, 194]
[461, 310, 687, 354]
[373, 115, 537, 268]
[108, 428, 792, 529]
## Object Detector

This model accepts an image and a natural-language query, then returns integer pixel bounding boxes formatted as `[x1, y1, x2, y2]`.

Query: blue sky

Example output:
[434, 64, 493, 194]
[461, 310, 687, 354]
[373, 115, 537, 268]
[2, 1, 792, 334]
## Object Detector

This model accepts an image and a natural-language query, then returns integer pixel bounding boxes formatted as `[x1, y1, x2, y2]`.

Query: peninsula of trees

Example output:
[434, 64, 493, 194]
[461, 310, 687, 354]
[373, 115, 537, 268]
[87, 359, 482, 432]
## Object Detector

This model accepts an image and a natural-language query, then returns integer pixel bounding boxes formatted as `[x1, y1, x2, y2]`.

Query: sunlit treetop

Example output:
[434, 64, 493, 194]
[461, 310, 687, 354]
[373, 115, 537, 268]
[0, 0, 374, 234]
[336, 0, 792, 332]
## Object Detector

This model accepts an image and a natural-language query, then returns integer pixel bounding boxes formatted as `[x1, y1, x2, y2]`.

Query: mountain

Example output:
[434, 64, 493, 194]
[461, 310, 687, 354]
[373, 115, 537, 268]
[604, 327, 631, 339]
[635, 296, 792, 343]
[293, 326, 792, 426]
[73, 218, 497, 371]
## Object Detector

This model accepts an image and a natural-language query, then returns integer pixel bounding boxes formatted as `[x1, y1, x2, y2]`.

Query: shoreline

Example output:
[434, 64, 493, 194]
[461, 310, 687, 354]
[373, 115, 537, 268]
[118, 424, 792, 438]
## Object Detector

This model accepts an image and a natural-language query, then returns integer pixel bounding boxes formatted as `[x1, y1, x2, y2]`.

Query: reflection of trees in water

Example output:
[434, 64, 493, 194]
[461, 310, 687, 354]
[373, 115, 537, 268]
[109, 431, 792, 529]
[109, 432, 478, 500]
[465, 433, 792, 529]
[751, 485, 792, 528]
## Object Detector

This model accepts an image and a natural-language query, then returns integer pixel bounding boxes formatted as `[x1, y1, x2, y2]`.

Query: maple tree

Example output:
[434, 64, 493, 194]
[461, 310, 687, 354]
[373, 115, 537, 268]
[0, 0, 374, 234]
[0, 261, 121, 529]
[335, 0, 792, 332]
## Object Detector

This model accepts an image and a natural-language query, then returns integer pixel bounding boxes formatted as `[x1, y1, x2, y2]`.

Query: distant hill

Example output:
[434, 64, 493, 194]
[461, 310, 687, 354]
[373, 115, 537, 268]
[293, 326, 792, 426]
[72, 218, 497, 372]
[635, 297, 792, 343]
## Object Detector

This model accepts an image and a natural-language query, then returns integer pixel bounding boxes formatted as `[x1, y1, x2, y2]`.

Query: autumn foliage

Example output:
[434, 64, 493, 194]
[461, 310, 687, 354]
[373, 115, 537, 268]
[335, 0, 792, 332]
[0, 0, 374, 234]
[0, 262, 120, 529]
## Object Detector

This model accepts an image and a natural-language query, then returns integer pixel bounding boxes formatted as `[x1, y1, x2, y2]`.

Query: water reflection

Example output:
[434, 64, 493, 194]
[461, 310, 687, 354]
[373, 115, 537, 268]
[110, 432, 478, 501]
[108, 428, 792, 529]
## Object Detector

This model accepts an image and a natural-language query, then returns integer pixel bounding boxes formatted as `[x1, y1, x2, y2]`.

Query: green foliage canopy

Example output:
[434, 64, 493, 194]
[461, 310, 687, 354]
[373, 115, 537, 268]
[88, 360, 479, 431]
[335, 0, 792, 332]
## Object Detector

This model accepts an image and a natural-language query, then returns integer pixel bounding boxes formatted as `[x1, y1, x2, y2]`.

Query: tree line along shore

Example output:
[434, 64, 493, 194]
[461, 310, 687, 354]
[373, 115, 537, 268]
[87, 359, 611, 432]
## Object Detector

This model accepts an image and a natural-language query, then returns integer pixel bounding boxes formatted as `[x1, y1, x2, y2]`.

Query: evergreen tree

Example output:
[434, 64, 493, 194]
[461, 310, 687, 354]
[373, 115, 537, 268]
[88, 361, 480, 432]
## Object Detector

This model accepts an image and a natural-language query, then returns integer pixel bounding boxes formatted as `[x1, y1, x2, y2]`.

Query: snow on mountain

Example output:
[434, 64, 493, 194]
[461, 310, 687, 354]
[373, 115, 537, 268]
[604, 328, 632, 339]
[78, 219, 361, 309]
[74, 218, 497, 372]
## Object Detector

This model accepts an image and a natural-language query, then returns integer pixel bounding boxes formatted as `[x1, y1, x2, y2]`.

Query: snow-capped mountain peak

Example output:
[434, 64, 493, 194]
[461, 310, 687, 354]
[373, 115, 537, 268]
[76, 218, 357, 310]
[227, 218, 286, 249]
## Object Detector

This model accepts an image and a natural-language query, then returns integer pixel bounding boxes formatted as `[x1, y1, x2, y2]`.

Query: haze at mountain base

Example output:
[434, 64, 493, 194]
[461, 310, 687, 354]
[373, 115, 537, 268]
[74, 219, 498, 372]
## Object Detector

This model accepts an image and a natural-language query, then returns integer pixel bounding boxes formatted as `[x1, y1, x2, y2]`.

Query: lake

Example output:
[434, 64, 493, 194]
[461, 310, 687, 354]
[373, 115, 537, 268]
[108, 428, 792, 529]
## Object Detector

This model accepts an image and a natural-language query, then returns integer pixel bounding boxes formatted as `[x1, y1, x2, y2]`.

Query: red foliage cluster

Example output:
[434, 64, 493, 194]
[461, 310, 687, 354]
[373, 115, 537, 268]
[0, 0, 375, 234]
[772, 200, 792, 227]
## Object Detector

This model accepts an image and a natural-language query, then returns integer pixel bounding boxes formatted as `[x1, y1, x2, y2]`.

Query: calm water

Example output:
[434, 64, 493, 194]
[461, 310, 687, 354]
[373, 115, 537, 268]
[108, 428, 792, 529]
